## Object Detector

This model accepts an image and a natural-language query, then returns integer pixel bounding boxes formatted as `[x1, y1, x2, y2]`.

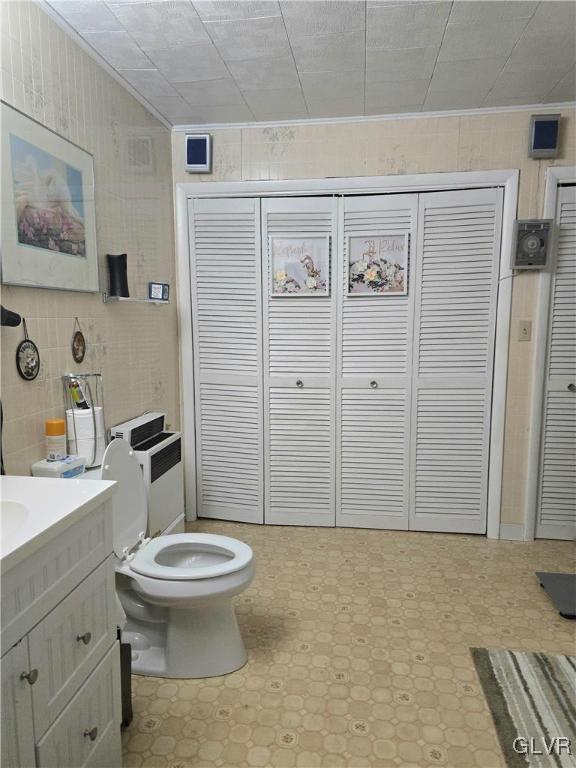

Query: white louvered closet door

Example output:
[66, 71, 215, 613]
[410, 188, 503, 533]
[537, 185, 576, 540]
[261, 197, 337, 526]
[188, 198, 263, 523]
[337, 194, 418, 529]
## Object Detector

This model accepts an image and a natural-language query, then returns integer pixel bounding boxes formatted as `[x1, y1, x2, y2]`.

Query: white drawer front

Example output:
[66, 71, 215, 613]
[36, 643, 121, 768]
[1, 499, 113, 650]
[29, 557, 117, 737]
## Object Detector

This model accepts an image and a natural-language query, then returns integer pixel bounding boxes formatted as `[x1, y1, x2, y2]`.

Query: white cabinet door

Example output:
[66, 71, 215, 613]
[188, 197, 263, 523]
[36, 643, 121, 768]
[537, 186, 576, 540]
[262, 197, 337, 526]
[1, 640, 36, 768]
[337, 194, 417, 529]
[410, 188, 503, 534]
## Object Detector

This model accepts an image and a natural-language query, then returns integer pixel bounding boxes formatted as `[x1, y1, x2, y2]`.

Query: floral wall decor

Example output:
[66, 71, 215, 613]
[271, 236, 329, 297]
[348, 233, 408, 296]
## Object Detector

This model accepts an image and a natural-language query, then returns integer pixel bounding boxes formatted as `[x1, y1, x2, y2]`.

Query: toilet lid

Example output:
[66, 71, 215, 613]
[100, 438, 147, 557]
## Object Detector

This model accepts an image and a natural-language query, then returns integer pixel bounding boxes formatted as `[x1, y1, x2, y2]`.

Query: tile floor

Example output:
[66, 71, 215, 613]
[122, 521, 575, 768]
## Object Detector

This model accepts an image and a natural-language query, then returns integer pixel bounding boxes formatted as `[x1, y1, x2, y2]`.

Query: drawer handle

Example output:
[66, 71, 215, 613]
[568, 383, 576, 392]
[77, 631, 92, 645]
[84, 727, 98, 742]
[370, 380, 378, 389]
[296, 379, 304, 388]
[20, 669, 39, 685]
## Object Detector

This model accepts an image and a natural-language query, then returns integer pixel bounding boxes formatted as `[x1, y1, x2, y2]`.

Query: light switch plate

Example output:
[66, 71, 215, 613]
[518, 320, 532, 342]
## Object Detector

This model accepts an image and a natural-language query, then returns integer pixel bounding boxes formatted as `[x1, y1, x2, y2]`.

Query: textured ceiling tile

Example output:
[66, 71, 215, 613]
[117, 68, 175, 100]
[300, 70, 365, 101]
[145, 43, 228, 83]
[227, 55, 300, 91]
[148, 93, 198, 120]
[424, 89, 486, 111]
[367, 2, 450, 50]
[504, 31, 576, 73]
[107, 1, 209, 48]
[366, 78, 429, 108]
[438, 19, 529, 61]
[292, 30, 365, 74]
[205, 16, 290, 61]
[280, 0, 365, 38]
[448, 0, 538, 24]
[367, 46, 438, 83]
[488, 69, 571, 102]
[545, 67, 576, 103]
[243, 87, 307, 113]
[429, 58, 507, 94]
[49, 1, 124, 32]
[186, 104, 256, 122]
[306, 96, 365, 118]
[525, 0, 576, 32]
[193, 1, 281, 22]
[82, 31, 152, 69]
[175, 78, 246, 107]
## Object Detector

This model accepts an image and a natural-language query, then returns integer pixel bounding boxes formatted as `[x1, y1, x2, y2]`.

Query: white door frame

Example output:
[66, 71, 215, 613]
[175, 169, 519, 537]
[523, 165, 576, 541]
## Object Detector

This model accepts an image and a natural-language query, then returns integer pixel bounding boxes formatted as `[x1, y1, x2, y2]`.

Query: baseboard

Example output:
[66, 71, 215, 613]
[499, 523, 525, 541]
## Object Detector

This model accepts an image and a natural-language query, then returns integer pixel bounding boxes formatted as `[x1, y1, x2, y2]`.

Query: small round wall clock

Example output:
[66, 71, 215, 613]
[71, 317, 86, 363]
[16, 319, 40, 381]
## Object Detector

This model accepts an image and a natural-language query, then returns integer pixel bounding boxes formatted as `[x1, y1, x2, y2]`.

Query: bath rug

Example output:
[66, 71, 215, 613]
[471, 648, 576, 768]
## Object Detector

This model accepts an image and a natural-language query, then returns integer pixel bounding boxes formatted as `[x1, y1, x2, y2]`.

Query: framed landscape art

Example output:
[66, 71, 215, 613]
[1, 102, 99, 292]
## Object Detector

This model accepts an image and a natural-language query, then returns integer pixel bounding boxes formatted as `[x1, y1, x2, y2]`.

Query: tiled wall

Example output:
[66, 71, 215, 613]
[1, 2, 179, 475]
[173, 108, 575, 528]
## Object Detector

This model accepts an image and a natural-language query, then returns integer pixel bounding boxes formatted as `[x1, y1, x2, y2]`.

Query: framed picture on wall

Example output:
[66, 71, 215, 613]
[270, 236, 330, 297]
[348, 233, 409, 296]
[1, 102, 99, 292]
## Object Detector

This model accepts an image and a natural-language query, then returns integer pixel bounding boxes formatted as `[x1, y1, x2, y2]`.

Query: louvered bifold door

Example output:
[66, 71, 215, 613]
[537, 185, 576, 540]
[337, 194, 418, 529]
[410, 188, 503, 533]
[188, 197, 263, 523]
[262, 197, 337, 526]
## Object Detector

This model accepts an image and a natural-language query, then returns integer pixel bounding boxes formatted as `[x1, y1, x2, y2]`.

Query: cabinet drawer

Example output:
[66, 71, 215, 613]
[29, 557, 117, 737]
[36, 643, 121, 768]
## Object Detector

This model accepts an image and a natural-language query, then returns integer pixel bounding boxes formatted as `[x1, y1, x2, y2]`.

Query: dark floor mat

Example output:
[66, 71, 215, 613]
[536, 571, 576, 619]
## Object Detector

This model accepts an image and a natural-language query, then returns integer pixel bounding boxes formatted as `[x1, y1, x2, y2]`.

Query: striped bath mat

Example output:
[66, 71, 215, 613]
[471, 648, 576, 768]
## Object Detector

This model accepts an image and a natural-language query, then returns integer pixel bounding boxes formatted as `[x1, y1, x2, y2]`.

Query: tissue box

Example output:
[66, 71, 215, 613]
[31, 455, 86, 479]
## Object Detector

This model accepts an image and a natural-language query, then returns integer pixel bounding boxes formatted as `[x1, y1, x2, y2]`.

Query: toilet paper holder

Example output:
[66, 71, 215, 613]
[62, 373, 107, 468]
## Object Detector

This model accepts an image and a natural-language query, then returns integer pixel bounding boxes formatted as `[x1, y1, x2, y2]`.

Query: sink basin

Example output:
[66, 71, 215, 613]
[0, 500, 29, 540]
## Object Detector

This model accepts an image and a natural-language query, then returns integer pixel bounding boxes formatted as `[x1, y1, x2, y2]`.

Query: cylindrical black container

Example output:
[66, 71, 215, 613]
[107, 253, 129, 297]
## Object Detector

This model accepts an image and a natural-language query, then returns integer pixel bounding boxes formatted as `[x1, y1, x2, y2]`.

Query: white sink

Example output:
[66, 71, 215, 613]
[0, 499, 29, 540]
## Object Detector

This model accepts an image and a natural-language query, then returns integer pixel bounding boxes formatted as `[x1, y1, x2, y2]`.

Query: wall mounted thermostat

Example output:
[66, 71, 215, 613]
[512, 220, 553, 270]
[148, 282, 170, 301]
[529, 114, 560, 158]
[185, 133, 212, 173]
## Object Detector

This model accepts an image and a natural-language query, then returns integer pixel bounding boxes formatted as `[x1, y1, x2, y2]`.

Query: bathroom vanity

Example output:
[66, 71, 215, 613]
[0, 476, 122, 768]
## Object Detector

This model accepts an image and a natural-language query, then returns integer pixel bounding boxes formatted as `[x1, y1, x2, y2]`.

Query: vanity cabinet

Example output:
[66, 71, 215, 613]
[1, 488, 121, 768]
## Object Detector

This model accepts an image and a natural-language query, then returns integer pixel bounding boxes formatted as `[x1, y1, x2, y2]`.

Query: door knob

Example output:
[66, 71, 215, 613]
[77, 631, 92, 645]
[370, 380, 378, 389]
[296, 379, 304, 388]
[568, 383, 576, 392]
[20, 669, 39, 685]
[84, 727, 98, 742]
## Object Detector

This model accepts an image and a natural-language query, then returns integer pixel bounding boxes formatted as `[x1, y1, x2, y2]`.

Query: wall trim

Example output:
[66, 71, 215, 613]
[175, 169, 519, 535]
[171, 103, 576, 133]
[523, 165, 576, 541]
[499, 524, 526, 542]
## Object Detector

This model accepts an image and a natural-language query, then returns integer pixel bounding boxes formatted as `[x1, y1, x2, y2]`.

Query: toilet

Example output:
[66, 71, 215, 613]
[83, 438, 255, 679]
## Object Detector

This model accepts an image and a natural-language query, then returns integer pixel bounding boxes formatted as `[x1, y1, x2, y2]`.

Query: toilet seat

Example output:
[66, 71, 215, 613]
[130, 533, 253, 581]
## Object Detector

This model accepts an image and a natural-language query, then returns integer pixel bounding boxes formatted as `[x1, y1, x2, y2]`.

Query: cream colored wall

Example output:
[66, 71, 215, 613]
[173, 107, 575, 528]
[1, 2, 179, 475]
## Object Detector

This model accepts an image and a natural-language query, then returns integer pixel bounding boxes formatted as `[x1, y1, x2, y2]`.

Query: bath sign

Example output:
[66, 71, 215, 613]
[348, 233, 409, 295]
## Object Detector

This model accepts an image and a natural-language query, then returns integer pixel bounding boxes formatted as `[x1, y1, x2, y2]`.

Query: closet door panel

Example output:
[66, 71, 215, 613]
[410, 188, 503, 533]
[189, 198, 263, 523]
[262, 198, 337, 526]
[537, 186, 576, 539]
[337, 195, 418, 529]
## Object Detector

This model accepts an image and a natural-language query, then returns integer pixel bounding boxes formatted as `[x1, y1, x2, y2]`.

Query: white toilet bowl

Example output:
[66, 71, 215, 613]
[84, 438, 254, 679]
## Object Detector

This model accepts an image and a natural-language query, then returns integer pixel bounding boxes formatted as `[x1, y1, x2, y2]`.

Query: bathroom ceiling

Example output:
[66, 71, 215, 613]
[45, 0, 576, 126]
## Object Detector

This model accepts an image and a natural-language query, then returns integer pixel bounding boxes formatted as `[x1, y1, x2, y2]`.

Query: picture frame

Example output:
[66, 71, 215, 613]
[1, 101, 99, 292]
[347, 233, 409, 296]
[270, 235, 330, 297]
